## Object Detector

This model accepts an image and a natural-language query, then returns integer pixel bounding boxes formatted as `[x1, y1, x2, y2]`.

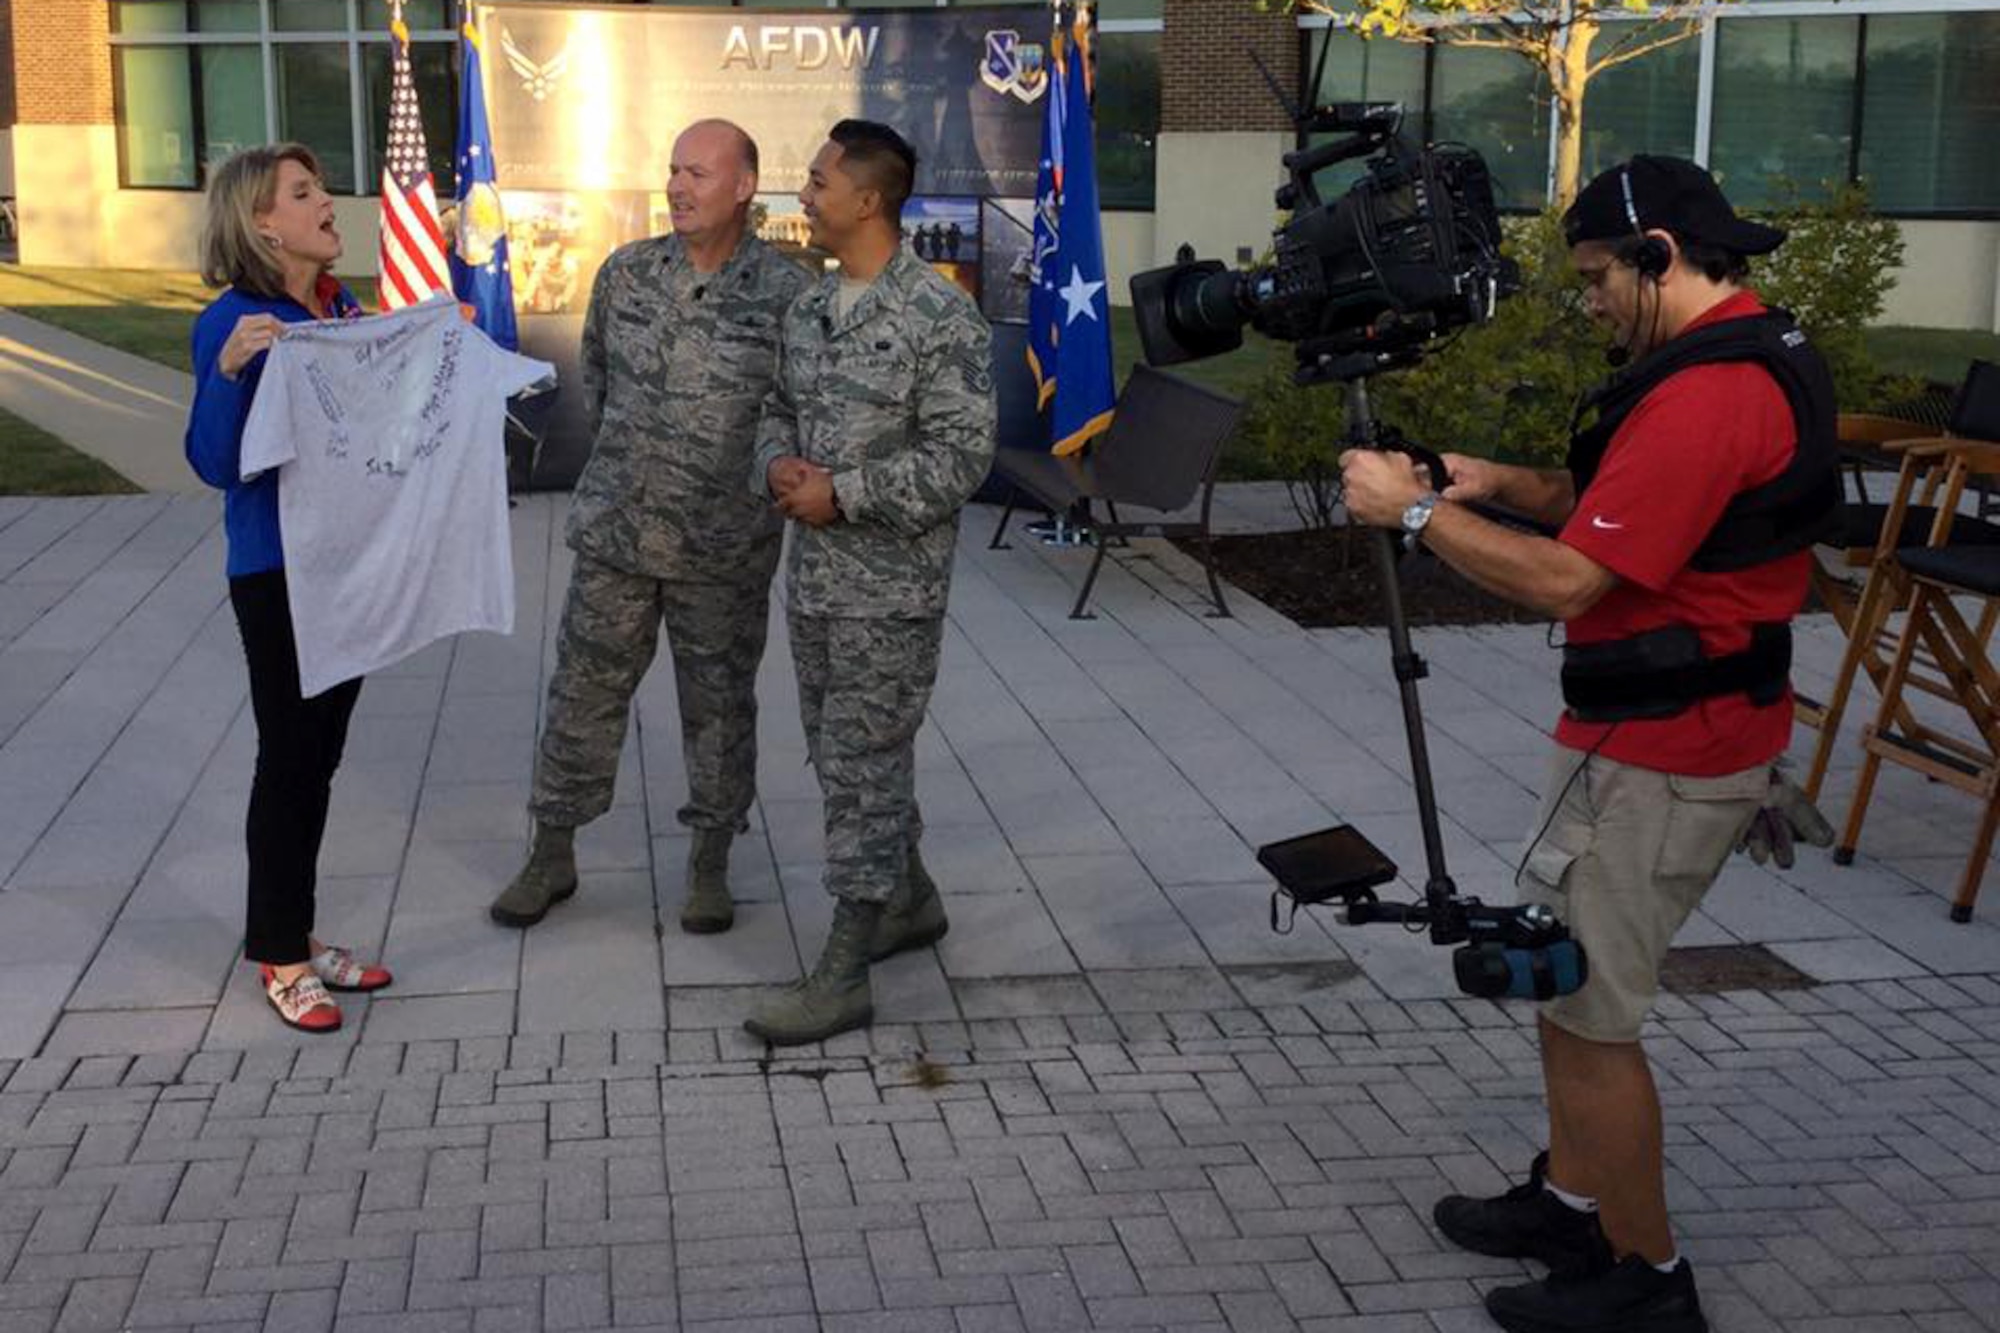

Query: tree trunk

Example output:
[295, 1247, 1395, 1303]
[1550, 16, 1596, 209]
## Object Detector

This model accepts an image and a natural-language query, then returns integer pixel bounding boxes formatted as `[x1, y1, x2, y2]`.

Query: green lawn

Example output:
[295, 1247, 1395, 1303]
[0, 261, 1986, 394]
[1862, 325, 2000, 386]
[0, 406, 140, 496]
[1107, 304, 1286, 400]
[0, 266, 381, 374]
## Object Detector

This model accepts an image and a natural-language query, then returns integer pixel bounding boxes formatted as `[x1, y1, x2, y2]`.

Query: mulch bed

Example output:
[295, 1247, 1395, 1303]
[1180, 527, 1551, 630]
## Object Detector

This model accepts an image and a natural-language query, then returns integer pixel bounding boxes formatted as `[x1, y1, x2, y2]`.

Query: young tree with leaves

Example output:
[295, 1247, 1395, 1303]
[1280, 0, 1716, 207]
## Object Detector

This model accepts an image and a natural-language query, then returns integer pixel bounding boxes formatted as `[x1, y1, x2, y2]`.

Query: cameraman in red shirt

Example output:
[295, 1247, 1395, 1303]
[1340, 156, 1838, 1333]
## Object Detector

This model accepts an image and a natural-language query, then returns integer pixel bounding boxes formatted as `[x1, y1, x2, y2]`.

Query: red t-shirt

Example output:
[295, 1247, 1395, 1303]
[1553, 291, 1810, 776]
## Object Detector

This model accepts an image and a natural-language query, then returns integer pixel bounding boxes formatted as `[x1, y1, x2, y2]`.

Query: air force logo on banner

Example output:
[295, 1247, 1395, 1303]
[501, 27, 570, 103]
[980, 30, 1048, 104]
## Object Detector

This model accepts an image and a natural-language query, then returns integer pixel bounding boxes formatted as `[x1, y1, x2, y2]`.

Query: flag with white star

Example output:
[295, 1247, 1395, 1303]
[376, 1, 451, 311]
[1025, 13, 1067, 418]
[449, 16, 519, 349]
[1037, 4, 1114, 457]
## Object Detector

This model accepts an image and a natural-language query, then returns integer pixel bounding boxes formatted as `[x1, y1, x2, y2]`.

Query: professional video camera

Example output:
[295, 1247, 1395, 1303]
[1130, 101, 1513, 386]
[1126, 89, 1581, 1004]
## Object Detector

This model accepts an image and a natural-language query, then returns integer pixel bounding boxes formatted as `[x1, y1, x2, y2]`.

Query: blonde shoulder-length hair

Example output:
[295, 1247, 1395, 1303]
[199, 143, 325, 298]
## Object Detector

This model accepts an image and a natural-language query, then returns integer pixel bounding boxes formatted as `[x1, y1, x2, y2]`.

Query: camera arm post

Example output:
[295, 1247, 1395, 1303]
[1344, 380, 1463, 946]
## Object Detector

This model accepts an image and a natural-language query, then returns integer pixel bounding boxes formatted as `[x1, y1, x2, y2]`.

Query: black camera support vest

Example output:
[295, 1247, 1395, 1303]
[1558, 308, 1840, 722]
[1566, 308, 1841, 572]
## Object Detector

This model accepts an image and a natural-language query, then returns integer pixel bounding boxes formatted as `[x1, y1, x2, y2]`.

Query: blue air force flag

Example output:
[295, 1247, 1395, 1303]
[1026, 8, 1115, 457]
[450, 19, 519, 351]
[1026, 32, 1065, 414]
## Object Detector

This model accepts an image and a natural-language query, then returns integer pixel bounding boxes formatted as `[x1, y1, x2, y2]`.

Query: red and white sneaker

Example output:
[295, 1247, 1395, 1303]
[260, 966, 342, 1033]
[309, 945, 392, 993]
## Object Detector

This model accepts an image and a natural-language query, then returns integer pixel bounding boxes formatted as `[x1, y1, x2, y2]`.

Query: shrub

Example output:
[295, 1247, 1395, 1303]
[1233, 183, 1910, 515]
[1239, 360, 1348, 531]
[1369, 211, 1601, 469]
[1754, 180, 1914, 408]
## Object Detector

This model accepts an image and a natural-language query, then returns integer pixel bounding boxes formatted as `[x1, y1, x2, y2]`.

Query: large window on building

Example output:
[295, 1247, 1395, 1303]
[1858, 12, 2000, 215]
[1096, 30, 1161, 210]
[1710, 16, 1861, 209]
[1578, 34, 1699, 181]
[199, 45, 268, 176]
[111, 0, 458, 193]
[274, 43, 356, 193]
[1431, 38, 1551, 210]
[1299, 9, 1999, 218]
[114, 46, 198, 187]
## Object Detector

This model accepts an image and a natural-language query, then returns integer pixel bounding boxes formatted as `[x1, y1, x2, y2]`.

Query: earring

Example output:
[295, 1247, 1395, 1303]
[260, 232, 283, 248]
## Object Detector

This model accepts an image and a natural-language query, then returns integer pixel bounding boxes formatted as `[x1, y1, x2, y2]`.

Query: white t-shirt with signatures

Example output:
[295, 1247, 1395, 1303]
[240, 296, 554, 698]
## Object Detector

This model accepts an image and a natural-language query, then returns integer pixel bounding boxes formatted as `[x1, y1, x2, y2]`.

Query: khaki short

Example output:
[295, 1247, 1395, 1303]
[1518, 749, 1767, 1043]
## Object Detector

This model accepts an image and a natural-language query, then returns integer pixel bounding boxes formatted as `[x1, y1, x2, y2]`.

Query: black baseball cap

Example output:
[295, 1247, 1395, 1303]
[1563, 155, 1786, 257]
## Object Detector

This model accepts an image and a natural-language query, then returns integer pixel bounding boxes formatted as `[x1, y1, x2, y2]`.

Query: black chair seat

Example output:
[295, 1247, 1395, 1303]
[995, 449, 1094, 510]
[1834, 504, 2000, 551]
[1900, 545, 2000, 597]
[985, 365, 1246, 619]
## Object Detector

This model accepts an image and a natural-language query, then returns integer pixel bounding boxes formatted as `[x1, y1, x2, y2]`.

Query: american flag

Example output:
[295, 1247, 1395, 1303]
[376, 2, 450, 310]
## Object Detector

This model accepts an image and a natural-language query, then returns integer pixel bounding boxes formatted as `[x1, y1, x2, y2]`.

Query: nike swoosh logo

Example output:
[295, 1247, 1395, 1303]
[1591, 516, 1624, 530]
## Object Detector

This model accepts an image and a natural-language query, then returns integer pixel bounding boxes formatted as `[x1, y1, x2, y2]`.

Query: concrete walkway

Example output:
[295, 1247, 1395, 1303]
[1, 488, 1997, 1332]
[0, 310, 200, 495]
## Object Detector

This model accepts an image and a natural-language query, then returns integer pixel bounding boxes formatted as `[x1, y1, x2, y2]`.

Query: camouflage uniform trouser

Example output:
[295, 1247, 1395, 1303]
[789, 613, 944, 906]
[530, 549, 778, 831]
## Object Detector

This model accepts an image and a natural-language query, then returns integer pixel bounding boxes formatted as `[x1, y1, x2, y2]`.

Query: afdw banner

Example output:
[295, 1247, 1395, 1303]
[472, 2, 1050, 484]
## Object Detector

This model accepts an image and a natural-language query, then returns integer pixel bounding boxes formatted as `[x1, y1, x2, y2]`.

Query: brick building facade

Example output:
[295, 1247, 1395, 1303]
[1160, 0, 1297, 135]
[5, 0, 111, 127]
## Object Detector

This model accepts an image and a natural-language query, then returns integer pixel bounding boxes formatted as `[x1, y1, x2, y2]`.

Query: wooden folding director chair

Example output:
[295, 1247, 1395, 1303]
[1801, 365, 2000, 801]
[1799, 430, 2000, 799]
[1834, 446, 2000, 922]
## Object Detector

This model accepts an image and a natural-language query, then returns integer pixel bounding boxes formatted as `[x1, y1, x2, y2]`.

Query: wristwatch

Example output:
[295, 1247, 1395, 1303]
[1400, 493, 1439, 551]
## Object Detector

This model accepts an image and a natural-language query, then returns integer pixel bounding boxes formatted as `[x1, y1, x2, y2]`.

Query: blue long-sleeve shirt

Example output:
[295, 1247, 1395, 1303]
[185, 282, 361, 577]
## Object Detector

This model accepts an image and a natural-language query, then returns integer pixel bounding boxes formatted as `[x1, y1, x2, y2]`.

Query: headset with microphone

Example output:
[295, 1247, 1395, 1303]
[1605, 165, 1669, 366]
[1619, 166, 1671, 280]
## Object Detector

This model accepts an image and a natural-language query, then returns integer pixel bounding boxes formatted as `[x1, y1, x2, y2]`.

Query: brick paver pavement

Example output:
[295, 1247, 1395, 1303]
[4, 974, 1999, 1332]
[3, 494, 1998, 1330]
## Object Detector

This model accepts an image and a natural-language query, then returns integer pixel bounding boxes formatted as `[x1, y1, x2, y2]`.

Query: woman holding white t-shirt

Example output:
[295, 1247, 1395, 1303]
[184, 144, 393, 1033]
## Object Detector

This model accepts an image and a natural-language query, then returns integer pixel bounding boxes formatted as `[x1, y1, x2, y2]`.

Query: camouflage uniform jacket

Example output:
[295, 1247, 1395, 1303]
[568, 232, 810, 581]
[751, 247, 997, 618]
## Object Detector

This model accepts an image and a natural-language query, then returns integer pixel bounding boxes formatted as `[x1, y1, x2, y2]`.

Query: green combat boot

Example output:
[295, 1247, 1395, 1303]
[680, 829, 735, 935]
[869, 844, 949, 962]
[489, 823, 577, 928]
[744, 898, 881, 1046]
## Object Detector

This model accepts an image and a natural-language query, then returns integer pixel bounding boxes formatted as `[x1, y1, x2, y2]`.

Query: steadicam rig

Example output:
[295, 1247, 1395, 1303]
[1249, 379, 1587, 1004]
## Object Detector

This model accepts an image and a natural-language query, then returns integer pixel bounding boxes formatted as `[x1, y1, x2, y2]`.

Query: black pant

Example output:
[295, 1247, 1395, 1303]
[229, 570, 362, 965]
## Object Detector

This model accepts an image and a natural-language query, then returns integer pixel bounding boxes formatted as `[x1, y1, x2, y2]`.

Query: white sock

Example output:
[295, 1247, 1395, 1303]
[1544, 1181, 1598, 1213]
[1652, 1254, 1681, 1274]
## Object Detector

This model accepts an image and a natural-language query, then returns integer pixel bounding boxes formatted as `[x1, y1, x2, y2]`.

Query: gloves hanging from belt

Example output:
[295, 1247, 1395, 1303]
[1736, 763, 1836, 870]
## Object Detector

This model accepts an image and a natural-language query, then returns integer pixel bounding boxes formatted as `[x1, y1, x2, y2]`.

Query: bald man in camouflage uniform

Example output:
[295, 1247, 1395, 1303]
[491, 120, 810, 933]
[746, 121, 996, 1046]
